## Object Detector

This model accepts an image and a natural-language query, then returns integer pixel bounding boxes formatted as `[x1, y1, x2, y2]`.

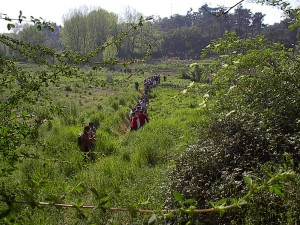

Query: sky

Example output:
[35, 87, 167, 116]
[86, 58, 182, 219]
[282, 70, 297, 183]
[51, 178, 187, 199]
[0, 0, 299, 33]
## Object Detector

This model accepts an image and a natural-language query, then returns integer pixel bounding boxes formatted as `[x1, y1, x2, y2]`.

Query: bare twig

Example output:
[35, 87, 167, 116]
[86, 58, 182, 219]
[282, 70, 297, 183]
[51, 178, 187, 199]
[0, 198, 247, 214]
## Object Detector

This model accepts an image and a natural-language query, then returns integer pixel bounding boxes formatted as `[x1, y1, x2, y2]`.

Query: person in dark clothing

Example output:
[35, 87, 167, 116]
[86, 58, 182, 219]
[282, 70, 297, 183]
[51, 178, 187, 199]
[80, 126, 96, 160]
[89, 122, 97, 137]
[135, 82, 139, 91]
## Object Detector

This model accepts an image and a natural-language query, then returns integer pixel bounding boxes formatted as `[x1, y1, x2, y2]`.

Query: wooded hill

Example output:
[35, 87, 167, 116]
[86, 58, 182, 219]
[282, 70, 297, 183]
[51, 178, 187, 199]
[0, 4, 297, 60]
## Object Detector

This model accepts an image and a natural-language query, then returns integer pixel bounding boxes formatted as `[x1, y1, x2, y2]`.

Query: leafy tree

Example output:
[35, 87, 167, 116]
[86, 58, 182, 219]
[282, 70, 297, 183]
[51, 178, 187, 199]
[145, 19, 164, 58]
[61, 6, 118, 56]
[162, 26, 208, 58]
[86, 8, 118, 52]
[61, 6, 88, 52]
[262, 19, 298, 48]
[251, 12, 265, 35]
[17, 23, 62, 51]
[117, 6, 144, 58]
[232, 6, 252, 37]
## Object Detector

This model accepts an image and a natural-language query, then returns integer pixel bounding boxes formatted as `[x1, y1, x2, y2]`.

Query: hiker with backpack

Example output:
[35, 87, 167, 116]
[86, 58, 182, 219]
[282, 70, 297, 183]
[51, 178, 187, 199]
[89, 122, 97, 137]
[78, 126, 96, 160]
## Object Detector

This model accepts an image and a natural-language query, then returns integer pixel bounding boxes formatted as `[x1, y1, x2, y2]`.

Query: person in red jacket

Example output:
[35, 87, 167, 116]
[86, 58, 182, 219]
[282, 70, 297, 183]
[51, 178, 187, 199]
[130, 111, 140, 131]
[136, 107, 149, 127]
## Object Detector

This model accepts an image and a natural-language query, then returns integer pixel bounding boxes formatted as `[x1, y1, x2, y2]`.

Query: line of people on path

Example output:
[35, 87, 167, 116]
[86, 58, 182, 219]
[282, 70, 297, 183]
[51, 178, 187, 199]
[77, 75, 161, 159]
[129, 75, 160, 131]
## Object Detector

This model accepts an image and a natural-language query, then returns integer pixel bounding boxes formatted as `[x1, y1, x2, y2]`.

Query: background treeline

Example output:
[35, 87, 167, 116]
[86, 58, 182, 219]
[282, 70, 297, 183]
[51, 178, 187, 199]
[0, 4, 297, 60]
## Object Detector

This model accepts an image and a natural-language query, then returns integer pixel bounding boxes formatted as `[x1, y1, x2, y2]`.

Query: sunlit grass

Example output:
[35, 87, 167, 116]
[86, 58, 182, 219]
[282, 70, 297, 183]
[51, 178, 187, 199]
[12, 62, 211, 223]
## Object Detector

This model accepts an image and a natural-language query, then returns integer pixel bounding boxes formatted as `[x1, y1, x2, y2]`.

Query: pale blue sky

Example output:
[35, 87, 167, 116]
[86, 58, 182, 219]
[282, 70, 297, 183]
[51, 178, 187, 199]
[0, 0, 298, 33]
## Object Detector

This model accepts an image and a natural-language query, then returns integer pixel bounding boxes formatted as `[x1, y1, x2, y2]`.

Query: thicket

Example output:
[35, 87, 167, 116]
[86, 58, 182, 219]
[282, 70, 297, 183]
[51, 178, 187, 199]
[167, 33, 300, 224]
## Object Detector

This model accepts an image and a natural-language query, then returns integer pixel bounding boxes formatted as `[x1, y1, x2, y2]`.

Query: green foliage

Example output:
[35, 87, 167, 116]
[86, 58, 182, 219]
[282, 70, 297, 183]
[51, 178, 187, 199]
[0, 13, 158, 224]
[61, 7, 118, 55]
[1, 3, 300, 223]
[95, 130, 118, 156]
[168, 33, 300, 224]
[1, 1, 298, 60]
[102, 36, 118, 64]
[189, 63, 205, 82]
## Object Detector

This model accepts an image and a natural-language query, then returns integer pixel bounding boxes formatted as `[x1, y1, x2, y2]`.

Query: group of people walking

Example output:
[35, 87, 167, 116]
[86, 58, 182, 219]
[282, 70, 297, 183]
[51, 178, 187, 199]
[78, 74, 161, 160]
[129, 75, 160, 131]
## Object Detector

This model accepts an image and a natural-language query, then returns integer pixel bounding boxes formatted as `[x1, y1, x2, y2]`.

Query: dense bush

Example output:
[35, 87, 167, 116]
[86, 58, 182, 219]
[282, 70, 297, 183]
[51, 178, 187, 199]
[167, 33, 300, 224]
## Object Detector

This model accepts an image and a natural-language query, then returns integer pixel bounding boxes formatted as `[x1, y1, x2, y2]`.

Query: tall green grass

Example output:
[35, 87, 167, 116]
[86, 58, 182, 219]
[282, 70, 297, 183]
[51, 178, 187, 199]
[11, 65, 211, 224]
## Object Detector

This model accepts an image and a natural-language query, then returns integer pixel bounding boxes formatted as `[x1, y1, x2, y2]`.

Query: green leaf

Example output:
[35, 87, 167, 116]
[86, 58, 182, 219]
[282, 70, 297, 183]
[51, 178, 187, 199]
[75, 199, 83, 208]
[273, 187, 283, 196]
[100, 195, 111, 205]
[209, 201, 216, 208]
[243, 176, 252, 185]
[164, 213, 174, 219]
[74, 186, 85, 194]
[148, 214, 157, 225]
[269, 185, 283, 196]
[173, 191, 184, 203]
[216, 198, 227, 206]
[210, 198, 227, 209]
[90, 188, 100, 199]
[216, 208, 226, 217]
[184, 199, 197, 206]
[230, 198, 241, 206]
[7, 23, 15, 30]
[183, 208, 194, 214]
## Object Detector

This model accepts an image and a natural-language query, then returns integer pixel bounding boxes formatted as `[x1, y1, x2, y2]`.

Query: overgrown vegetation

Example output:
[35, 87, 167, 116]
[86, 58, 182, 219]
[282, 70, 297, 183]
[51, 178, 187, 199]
[0, 1, 300, 224]
[167, 33, 300, 224]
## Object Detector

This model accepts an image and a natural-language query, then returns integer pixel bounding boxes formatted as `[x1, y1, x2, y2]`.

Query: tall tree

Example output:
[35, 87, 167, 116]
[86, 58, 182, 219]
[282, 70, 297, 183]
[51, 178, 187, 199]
[118, 6, 143, 58]
[61, 6, 117, 56]
[252, 12, 265, 35]
[61, 6, 88, 53]
[233, 6, 252, 37]
[18, 24, 47, 46]
[262, 19, 298, 48]
[86, 8, 118, 52]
